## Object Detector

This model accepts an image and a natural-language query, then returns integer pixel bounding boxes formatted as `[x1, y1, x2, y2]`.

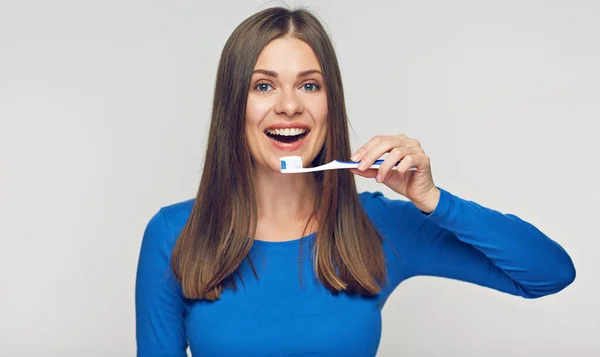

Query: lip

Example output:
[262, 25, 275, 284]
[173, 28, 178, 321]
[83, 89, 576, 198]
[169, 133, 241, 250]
[264, 122, 310, 130]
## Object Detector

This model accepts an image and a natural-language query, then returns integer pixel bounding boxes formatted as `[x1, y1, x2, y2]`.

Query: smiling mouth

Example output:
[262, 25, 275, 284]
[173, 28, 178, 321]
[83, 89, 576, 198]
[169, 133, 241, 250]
[264, 128, 310, 144]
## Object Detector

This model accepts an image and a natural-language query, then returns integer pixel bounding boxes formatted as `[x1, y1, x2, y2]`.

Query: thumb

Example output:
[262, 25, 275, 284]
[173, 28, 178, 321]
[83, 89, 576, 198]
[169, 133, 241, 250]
[350, 168, 378, 179]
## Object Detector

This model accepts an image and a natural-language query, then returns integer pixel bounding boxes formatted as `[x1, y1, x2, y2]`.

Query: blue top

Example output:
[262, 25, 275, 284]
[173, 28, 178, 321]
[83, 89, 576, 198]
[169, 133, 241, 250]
[135, 187, 575, 357]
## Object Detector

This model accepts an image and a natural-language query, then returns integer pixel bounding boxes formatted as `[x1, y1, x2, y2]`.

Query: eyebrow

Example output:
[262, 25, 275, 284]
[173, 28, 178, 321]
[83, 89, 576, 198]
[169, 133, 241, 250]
[252, 69, 323, 78]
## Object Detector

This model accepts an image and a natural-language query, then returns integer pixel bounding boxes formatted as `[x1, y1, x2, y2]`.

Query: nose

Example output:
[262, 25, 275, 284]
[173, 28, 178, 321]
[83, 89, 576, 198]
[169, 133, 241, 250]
[274, 87, 303, 117]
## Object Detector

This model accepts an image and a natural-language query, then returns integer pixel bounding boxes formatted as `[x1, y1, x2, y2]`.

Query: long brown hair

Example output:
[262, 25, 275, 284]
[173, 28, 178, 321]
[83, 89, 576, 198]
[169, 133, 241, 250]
[172, 6, 387, 300]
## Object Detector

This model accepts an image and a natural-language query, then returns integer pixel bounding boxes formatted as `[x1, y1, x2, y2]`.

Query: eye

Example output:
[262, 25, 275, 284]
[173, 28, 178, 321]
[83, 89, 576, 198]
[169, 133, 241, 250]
[254, 82, 273, 92]
[302, 82, 321, 92]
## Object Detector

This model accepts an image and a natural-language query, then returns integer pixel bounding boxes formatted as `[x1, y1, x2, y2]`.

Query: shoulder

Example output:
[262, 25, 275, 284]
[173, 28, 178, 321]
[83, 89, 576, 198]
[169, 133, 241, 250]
[158, 198, 195, 234]
[358, 191, 418, 222]
[358, 188, 455, 226]
[357, 190, 437, 243]
[357, 191, 429, 286]
[142, 198, 195, 251]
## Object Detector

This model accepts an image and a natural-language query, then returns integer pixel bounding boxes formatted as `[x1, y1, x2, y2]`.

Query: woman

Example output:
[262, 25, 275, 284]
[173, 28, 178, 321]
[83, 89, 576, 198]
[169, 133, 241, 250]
[135, 6, 575, 357]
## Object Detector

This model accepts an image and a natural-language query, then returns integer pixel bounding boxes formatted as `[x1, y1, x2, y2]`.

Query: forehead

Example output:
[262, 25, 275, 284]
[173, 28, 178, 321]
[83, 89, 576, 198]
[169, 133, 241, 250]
[254, 36, 322, 72]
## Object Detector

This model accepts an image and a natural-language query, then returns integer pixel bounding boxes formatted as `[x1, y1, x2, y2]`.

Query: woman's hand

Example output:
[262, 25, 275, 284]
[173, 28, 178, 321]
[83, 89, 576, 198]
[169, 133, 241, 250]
[350, 134, 440, 213]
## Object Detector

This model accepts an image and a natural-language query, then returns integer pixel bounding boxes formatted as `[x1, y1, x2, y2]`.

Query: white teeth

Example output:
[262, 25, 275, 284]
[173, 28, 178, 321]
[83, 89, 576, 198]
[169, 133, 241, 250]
[266, 128, 307, 136]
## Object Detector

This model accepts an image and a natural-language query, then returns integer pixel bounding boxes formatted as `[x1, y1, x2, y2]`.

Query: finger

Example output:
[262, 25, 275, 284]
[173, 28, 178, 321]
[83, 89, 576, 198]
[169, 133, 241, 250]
[350, 168, 378, 178]
[360, 138, 424, 172]
[357, 139, 399, 171]
[396, 153, 429, 174]
[354, 136, 422, 170]
[351, 134, 412, 162]
[351, 135, 386, 162]
[376, 147, 422, 182]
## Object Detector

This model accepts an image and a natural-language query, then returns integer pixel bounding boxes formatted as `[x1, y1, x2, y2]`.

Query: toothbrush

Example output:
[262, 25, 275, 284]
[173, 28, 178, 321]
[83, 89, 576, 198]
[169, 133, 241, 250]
[279, 156, 417, 174]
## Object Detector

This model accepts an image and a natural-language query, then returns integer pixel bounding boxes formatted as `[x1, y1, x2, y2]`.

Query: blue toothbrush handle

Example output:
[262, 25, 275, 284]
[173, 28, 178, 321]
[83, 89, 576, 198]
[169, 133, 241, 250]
[365, 159, 417, 170]
[338, 159, 395, 167]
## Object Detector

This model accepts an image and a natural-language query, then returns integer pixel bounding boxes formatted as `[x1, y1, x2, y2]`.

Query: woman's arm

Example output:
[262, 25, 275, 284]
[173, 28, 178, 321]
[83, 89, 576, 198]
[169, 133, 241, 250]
[373, 188, 576, 298]
[135, 210, 188, 357]
[352, 134, 575, 297]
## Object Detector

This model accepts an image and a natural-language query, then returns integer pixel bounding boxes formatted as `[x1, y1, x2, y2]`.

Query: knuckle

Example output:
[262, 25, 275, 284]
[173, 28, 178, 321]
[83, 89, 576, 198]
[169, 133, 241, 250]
[391, 147, 403, 156]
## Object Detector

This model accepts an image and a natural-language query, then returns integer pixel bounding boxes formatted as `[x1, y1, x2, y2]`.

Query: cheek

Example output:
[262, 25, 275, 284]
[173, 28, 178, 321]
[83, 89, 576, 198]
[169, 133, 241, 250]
[246, 95, 272, 123]
[245, 97, 267, 139]
[245, 96, 274, 156]
[309, 96, 328, 133]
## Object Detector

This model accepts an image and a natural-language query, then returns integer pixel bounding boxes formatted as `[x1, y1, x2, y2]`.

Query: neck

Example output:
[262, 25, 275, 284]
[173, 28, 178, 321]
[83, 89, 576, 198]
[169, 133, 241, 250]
[253, 163, 317, 230]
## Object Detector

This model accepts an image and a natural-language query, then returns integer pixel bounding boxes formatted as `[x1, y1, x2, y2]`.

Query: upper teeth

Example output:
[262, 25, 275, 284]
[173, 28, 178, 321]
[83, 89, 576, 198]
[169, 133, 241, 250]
[266, 128, 307, 136]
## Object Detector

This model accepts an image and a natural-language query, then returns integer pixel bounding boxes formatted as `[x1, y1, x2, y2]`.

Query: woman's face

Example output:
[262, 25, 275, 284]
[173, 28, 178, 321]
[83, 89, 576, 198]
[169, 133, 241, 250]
[245, 36, 328, 173]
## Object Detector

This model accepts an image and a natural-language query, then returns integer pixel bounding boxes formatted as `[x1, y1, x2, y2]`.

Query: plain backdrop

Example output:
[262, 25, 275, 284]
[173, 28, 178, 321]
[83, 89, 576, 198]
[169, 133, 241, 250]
[1, 0, 598, 356]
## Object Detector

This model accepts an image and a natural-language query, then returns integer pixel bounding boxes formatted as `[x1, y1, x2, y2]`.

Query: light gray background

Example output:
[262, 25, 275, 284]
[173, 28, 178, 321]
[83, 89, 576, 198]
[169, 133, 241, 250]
[1, 0, 598, 356]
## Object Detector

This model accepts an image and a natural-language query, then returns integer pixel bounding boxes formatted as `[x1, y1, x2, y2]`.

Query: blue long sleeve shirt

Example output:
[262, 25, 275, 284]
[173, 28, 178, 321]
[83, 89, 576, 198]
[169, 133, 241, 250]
[135, 187, 575, 356]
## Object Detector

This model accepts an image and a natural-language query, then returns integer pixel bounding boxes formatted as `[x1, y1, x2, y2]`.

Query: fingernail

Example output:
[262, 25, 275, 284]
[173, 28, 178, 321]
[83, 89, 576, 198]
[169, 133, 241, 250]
[376, 174, 382, 182]
[351, 153, 359, 161]
[358, 161, 367, 170]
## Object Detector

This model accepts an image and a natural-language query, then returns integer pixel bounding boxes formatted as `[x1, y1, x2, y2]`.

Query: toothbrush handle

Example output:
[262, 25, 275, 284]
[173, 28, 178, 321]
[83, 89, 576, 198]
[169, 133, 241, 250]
[339, 159, 415, 170]
[342, 159, 392, 167]
[370, 159, 417, 171]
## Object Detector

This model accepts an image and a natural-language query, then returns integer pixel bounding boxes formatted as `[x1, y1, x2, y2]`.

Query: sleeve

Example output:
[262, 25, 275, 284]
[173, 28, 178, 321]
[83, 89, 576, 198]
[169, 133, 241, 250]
[377, 188, 576, 298]
[135, 209, 188, 357]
